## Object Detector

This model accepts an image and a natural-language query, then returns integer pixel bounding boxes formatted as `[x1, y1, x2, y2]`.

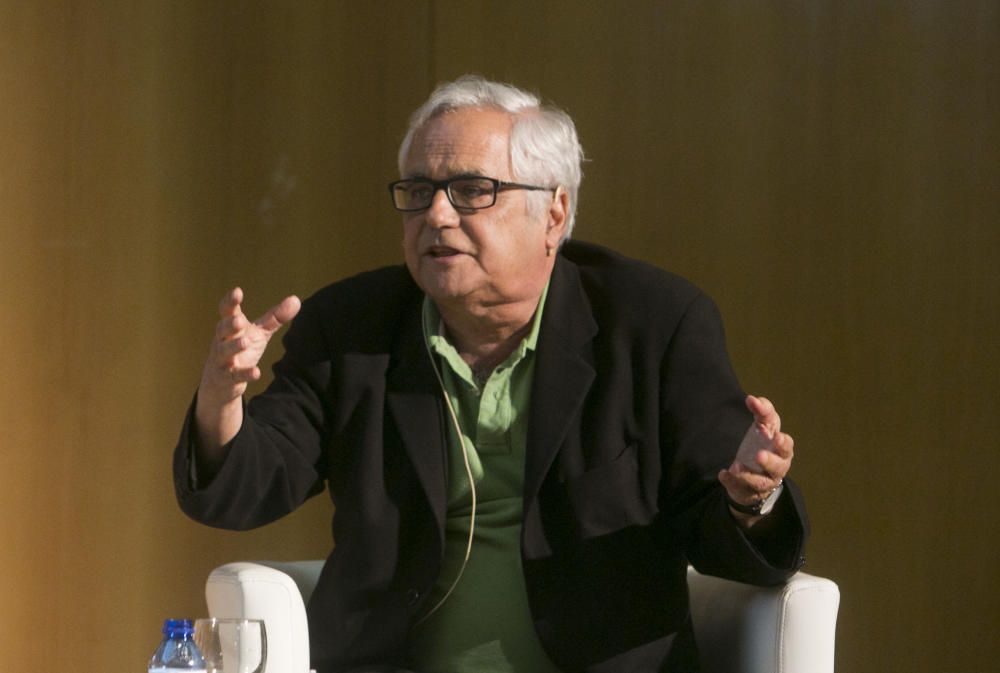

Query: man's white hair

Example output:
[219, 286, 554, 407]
[397, 75, 585, 241]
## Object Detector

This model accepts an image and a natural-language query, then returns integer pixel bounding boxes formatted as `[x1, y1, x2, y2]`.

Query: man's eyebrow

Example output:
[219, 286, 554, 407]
[402, 168, 490, 180]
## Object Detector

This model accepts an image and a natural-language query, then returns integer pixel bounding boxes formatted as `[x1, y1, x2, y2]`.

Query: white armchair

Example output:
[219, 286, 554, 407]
[206, 561, 839, 673]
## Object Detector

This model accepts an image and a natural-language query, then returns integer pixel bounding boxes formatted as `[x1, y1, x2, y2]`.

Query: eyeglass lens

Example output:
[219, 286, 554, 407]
[392, 178, 497, 211]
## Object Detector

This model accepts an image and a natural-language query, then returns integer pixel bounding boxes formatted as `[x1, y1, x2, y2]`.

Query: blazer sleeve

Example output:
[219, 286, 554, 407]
[659, 292, 809, 585]
[172, 295, 331, 531]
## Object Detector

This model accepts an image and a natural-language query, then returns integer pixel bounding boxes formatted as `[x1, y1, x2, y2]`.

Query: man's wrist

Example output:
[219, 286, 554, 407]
[725, 482, 784, 516]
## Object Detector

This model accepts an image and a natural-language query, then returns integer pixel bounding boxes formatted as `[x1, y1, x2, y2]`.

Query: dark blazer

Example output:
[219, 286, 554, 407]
[174, 240, 808, 673]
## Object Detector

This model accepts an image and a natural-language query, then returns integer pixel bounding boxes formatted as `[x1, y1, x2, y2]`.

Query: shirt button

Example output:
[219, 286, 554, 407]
[406, 588, 421, 606]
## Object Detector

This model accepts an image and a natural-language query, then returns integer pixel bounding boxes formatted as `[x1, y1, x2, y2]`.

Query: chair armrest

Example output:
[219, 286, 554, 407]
[206, 561, 323, 673]
[687, 568, 840, 673]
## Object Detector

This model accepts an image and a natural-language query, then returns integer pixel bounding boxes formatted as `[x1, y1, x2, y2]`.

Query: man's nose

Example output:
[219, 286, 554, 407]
[425, 188, 459, 228]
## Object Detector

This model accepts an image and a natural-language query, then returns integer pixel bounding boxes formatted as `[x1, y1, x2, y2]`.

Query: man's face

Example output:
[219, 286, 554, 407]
[400, 107, 562, 312]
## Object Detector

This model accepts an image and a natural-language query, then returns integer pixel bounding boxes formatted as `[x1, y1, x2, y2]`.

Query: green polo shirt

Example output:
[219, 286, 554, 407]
[408, 285, 560, 673]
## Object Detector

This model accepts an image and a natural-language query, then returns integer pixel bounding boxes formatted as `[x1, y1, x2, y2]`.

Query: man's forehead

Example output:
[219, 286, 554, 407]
[403, 108, 513, 177]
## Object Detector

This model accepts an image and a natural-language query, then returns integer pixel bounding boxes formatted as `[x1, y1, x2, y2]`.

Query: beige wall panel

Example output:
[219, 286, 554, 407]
[1, 1, 997, 672]
[0, 1, 429, 669]
[431, 1, 999, 671]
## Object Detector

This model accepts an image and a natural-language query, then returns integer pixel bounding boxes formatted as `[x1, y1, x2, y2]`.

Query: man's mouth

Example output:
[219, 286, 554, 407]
[426, 246, 462, 258]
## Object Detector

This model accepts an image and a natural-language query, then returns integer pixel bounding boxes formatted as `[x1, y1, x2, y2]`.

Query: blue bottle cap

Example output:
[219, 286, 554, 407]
[162, 619, 195, 637]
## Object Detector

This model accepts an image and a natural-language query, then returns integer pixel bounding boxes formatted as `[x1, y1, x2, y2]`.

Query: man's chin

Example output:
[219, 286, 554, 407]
[414, 270, 472, 304]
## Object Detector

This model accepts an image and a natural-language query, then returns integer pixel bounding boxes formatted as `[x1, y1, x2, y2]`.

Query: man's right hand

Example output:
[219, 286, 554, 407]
[194, 287, 301, 469]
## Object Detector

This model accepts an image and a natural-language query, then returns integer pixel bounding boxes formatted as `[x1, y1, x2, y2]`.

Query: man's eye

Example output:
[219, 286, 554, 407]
[456, 184, 491, 199]
[409, 185, 432, 200]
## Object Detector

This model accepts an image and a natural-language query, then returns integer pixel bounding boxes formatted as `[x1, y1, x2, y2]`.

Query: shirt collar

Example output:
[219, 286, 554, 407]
[422, 281, 550, 377]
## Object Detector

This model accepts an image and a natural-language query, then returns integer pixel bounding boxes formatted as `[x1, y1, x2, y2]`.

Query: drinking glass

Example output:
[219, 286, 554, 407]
[193, 618, 267, 673]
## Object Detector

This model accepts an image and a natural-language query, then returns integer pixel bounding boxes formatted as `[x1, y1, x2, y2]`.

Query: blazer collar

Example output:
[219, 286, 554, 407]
[385, 289, 448, 537]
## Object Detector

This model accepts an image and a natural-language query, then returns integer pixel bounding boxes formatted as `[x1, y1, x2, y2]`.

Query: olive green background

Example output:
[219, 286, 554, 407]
[2, 2, 997, 671]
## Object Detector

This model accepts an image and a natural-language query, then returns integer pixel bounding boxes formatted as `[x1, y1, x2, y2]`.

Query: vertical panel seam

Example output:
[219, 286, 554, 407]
[427, 0, 436, 87]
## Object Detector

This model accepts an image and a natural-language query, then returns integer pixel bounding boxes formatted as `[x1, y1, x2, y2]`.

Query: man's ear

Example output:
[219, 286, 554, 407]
[545, 187, 569, 250]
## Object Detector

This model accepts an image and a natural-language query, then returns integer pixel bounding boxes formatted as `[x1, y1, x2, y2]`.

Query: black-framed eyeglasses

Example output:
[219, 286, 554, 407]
[388, 176, 553, 212]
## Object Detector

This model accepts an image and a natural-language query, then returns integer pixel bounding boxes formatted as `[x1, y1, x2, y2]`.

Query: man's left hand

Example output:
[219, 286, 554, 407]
[718, 395, 794, 523]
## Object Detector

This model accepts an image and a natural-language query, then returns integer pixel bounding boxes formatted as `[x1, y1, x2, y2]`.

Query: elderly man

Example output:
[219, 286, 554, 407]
[175, 76, 807, 673]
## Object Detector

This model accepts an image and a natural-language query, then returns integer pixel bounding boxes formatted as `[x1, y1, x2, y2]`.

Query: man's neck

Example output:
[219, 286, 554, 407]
[434, 294, 540, 376]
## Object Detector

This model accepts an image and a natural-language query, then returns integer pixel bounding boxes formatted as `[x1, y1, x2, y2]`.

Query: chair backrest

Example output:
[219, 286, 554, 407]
[206, 561, 839, 673]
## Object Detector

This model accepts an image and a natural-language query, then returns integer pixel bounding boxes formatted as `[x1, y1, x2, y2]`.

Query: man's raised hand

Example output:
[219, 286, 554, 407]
[200, 287, 301, 402]
[195, 288, 301, 459]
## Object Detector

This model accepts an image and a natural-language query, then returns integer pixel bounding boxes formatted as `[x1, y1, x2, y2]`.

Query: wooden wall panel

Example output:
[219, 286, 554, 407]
[1, 2, 997, 672]
[432, 2, 1000, 672]
[0, 1, 429, 669]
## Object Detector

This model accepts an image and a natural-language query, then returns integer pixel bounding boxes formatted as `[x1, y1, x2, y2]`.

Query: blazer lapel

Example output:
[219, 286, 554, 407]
[385, 298, 448, 539]
[523, 254, 598, 506]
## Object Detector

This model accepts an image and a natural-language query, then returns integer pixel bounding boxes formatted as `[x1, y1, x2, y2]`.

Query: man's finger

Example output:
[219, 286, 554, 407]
[746, 394, 781, 433]
[755, 450, 790, 481]
[215, 313, 249, 341]
[720, 465, 784, 499]
[719, 468, 780, 501]
[769, 432, 794, 460]
[224, 365, 262, 386]
[255, 295, 302, 333]
[219, 287, 245, 318]
[215, 335, 250, 360]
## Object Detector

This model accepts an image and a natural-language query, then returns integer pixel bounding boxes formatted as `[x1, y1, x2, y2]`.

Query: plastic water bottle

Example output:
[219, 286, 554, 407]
[148, 619, 207, 673]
